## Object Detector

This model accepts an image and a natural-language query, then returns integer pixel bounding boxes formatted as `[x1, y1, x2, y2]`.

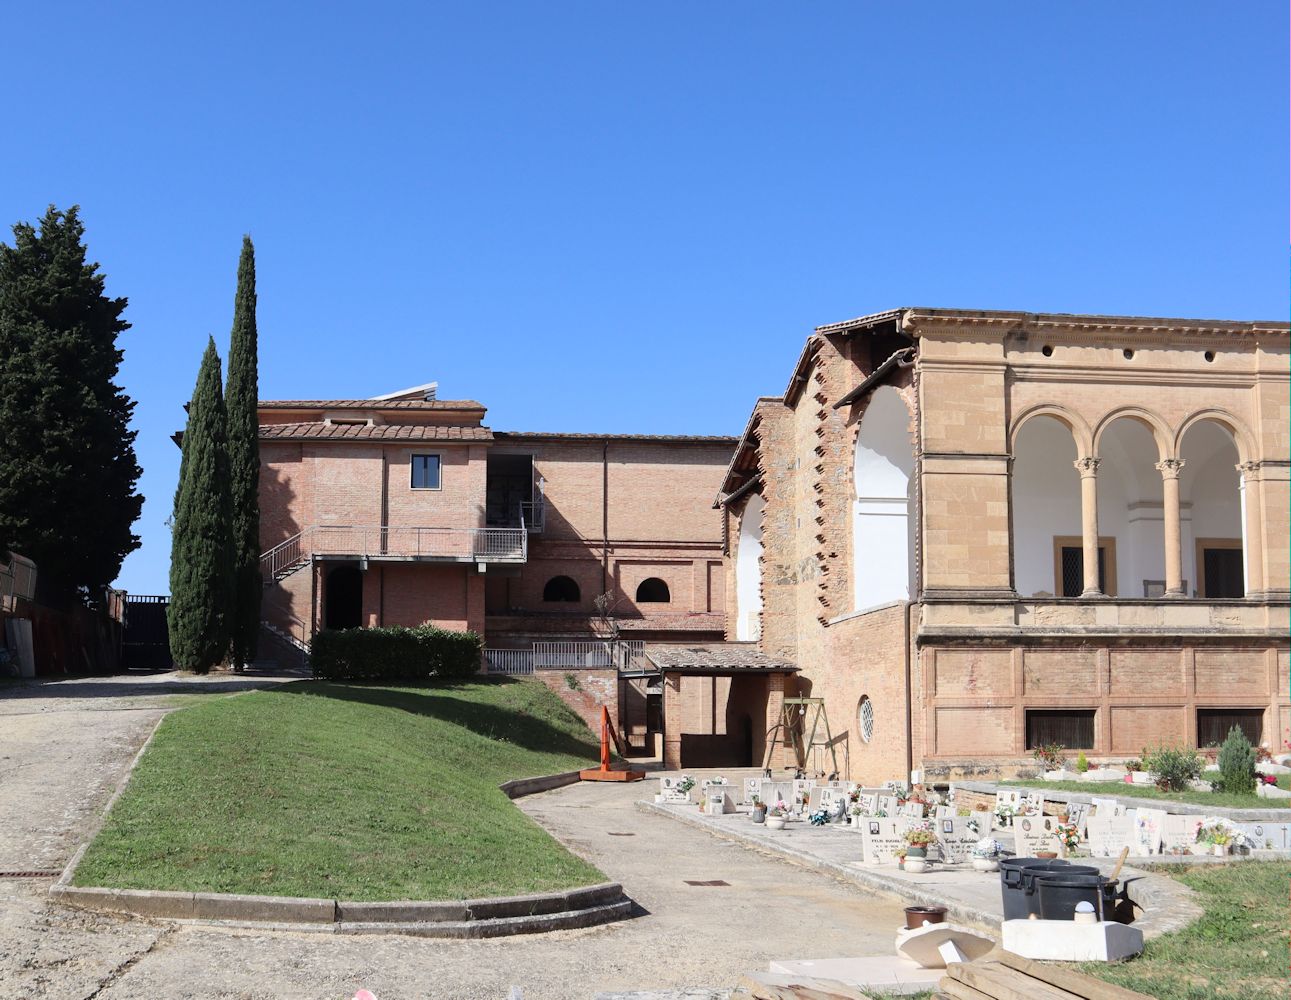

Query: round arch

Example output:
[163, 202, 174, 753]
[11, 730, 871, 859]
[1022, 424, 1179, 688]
[735, 493, 764, 641]
[1092, 407, 1173, 461]
[1009, 403, 1094, 459]
[1174, 409, 1254, 466]
[851, 386, 916, 610]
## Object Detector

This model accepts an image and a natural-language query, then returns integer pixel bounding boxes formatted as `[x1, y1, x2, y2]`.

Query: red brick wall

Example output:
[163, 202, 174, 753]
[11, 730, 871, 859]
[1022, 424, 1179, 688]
[533, 668, 618, 739]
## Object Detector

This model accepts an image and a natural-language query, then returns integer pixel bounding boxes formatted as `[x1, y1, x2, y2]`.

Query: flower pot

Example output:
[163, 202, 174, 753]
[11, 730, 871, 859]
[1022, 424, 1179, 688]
[752, 807, 767, 825]
[1211, 843, 1227, 857]
[906, 846, 928, 859]
[904, 859, 928, 874]
[1035, 851, 1058, 860]
[765, 816, 786, 831]
[971, 857, 999, 872]
[904, 905, 947, 929]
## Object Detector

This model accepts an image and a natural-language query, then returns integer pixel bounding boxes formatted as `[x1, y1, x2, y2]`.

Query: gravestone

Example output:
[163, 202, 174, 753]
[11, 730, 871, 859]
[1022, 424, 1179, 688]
[934, 804, 954, 819]
[860, 818, 910, 865]
[995, 789, 1024, 813]
[818, 786, 846, 817]
[934, 817, 981, 864]
[761, 781, 793, 810]
[1064, 801, 1091, 836]
[1023, 791, 1045, 815]
[704, 789, 735, 815]
[743, 777, 764, 805]
[855, 792, 877, 816]
[1014, 815, 1061, 855]
[1091, 796, 1125, 818]
[1160, 814, 1204, 855]
[1086, 814, 1135, 858]
[701, 777, 730, 791]
[876, 794, 900, 817]
[656, 775, 692, 804]
[1237, 822, 1291, 852]
[899, 801, 926, 819]
[1132, 808, 1167, 856]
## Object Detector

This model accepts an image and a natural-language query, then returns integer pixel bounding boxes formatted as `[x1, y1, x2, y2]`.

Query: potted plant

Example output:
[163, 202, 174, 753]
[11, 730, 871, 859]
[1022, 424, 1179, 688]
[904, 823, 937, 873]
[1197, 818, 1235, 857]
[677, 775, 696, 801]
[894, 846, 908, 870]
[766, 803, 788, 831]
[970, 838, 1004, 872]
[751, 795, 767, 824]
[1055, 821, 1082, 858]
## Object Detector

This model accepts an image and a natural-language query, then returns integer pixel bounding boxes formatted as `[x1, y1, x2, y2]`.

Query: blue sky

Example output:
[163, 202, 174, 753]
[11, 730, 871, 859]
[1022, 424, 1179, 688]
[2, 4, 1286, 594]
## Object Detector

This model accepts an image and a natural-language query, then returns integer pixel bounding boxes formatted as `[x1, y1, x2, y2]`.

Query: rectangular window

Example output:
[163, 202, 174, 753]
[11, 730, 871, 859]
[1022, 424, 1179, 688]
[1053, 537, 1116, 597]
[1025, 709, 1095, 750]
[1197, 708, 1263, 747]
[410, 454, 441, 490]
[1196, 539, 1244, 599]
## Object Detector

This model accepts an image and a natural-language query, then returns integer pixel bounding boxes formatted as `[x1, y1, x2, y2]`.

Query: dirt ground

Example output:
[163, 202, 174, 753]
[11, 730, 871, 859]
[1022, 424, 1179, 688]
[0, 674, 908, 999]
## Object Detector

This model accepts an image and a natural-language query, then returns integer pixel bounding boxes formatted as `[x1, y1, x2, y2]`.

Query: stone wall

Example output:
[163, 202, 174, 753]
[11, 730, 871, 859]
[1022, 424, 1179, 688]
[533, 668, 618, 739]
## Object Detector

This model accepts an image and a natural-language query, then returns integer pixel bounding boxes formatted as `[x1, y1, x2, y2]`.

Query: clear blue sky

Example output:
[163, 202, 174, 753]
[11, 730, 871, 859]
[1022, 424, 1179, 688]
[2, 4, 1286, 595]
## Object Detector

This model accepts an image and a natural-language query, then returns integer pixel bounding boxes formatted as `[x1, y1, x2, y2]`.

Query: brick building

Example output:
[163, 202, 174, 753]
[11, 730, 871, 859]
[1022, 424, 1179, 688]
[716, 308, 1290, 781]
[255, 383, 737, 741]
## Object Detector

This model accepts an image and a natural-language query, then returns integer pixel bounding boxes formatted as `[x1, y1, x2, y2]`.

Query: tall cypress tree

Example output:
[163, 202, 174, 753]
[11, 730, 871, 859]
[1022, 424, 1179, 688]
[225, 236, 261, 668]
[168, 338, 233, 673]
[0, 206, 143, 605]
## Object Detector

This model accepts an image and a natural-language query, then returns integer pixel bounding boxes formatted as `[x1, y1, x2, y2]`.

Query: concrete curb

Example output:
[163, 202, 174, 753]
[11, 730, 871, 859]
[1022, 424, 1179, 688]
[637, 801, 1202, 940]
[499, 770, 584, 799]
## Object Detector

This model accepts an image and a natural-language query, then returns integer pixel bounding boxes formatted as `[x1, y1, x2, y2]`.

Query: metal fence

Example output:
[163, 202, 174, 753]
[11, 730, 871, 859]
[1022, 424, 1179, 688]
[533, 640, 646, 670]
[261, 524, 528, 580]
[483, 648, 535, 675]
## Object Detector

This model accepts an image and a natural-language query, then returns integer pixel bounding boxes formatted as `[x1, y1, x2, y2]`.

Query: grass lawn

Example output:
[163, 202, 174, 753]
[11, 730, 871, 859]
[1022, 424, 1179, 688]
[1000, 778, 1290, 810]
[74, 678, 607, 900]
[1078, 861, 1291, 1000]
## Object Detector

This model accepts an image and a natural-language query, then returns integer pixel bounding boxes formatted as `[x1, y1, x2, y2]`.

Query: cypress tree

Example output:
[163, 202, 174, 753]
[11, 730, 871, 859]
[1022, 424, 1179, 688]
[225, 236, 261, 668]
[0, 206, 143, 605]
[168, 338, 234, 673]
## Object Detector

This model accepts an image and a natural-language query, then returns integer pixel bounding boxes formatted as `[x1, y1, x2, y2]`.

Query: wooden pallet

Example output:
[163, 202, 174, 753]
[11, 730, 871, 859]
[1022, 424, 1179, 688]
[935, 951, 1152, 1000]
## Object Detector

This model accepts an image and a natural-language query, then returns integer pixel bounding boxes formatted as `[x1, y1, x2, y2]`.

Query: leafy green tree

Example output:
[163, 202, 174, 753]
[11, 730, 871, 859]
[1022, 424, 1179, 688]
[225, 236, 261, 667]
[0, 205, 142, 605]
[168, 338, 233, 673]
[1216, 725, 1257, 795]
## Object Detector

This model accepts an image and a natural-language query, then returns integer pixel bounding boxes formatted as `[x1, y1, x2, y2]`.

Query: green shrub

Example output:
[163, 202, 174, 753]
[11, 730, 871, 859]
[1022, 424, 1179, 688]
[1143, 744, 1202, 791]
[1216, 725, 1257, 795]
[310, 625, 483, 681]
[1076, 750, 1089, 773]
[1032, 742, 1067, 770]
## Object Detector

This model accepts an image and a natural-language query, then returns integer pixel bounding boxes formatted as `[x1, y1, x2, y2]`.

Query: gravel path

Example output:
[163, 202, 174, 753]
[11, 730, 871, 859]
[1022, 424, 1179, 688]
[0, 677, 908, 999]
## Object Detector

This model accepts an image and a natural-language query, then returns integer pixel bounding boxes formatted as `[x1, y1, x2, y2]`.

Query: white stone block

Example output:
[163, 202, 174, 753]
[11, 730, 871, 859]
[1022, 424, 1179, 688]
[1256, 761, 1291, 775]
[766, 956, 943, 994]
[1080, 769, 1126, 783]
[1002, 919, 1143, 962]
[1044, 769, 1078, 782]
[1129, 771, 1153, 785]
[1257, 783, 1291, 800]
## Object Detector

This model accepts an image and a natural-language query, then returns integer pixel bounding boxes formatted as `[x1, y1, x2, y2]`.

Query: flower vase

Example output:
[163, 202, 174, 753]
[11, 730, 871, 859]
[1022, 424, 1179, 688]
[766, 816, 786, 831]
[1211, 843, 1227, 857]
[971, 857, 999, 872]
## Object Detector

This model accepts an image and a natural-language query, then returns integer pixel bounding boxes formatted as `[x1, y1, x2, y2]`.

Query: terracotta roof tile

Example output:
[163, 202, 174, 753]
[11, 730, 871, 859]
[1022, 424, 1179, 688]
[259, 399, 485, 410]
[259, 422, 493, 442]
[645, 643, 797, 673]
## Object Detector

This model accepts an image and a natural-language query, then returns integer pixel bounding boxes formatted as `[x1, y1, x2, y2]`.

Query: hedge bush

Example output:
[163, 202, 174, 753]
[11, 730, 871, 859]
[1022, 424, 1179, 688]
[310, 625, 483, 681]
[1143, 743, 1202, 791]
[1216, 725, 1257, 795]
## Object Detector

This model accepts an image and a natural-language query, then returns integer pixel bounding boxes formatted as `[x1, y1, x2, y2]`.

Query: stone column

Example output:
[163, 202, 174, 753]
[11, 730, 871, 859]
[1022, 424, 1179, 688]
[1074, 458, 1102, 597]
[1238, 461, 1263, 597]
[1156, 459, 1186, 597]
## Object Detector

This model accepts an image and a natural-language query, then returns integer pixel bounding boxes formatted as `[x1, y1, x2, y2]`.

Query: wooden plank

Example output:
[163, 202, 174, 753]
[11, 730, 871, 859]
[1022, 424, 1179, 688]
[949, 962, 1086, 1000]
[992, 951, 1154, 1000]
[736, 972, 875, 1000]
[937, 978, 998, 1000]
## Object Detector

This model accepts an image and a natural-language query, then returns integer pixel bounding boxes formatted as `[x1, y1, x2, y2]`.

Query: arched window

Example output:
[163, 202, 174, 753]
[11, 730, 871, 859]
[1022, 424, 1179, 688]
[1011, 414, 1083, 597]
[735, 494, 764, 640]
[635, 578, 670, 603]
[1179, 420, 1244, 598]
[542, 576, 580, 602]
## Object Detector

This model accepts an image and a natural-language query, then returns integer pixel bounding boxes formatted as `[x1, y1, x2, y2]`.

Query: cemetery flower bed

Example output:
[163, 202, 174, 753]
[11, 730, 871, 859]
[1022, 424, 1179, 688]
[1077, 861, 1291, 1000]
[73, 679, 606, 900]
[1000, 778, 1291, 811]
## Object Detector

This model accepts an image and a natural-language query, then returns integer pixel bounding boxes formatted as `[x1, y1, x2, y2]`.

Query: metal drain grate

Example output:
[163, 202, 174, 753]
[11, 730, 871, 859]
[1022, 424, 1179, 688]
[683, 879, 730, 887]
[0, 870, 61, 879]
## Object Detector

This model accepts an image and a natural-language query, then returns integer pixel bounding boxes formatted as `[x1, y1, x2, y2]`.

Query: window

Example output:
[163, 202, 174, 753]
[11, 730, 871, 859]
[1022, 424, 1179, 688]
[1197, 708, 1263, 747]
[1052, 537, 1117, 597]
[857, 695, 875, 744]
[410, 454, 441, 490]
[542, 576, 580, 602]
[1025, 709, 1095, 750]
[1196, 539, 1244, 599]
[636, 578, 670, 603]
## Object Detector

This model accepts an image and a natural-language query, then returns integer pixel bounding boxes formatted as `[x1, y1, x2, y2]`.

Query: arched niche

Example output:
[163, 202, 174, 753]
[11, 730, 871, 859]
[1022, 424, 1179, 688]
[852, 386, 916, 610]
[735, 494, 764, 640]
[1178, 419, 1244, 598]
[1012, 414, 1082, 597]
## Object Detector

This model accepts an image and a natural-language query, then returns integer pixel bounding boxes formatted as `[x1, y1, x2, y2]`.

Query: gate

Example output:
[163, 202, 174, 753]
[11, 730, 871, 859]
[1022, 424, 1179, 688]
[122, 595, 172, 670]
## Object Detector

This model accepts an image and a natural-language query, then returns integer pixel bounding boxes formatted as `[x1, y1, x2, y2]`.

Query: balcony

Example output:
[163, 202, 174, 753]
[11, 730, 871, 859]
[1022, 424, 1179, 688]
[262, 524, 527, 583]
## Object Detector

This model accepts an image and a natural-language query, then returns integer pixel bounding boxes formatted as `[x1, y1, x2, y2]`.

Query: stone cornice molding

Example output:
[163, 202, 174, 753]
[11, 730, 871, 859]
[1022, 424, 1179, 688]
[901, 309, 1289, 342]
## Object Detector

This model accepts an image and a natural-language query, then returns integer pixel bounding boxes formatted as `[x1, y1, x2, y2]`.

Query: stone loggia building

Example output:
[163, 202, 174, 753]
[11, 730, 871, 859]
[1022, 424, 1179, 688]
[716, 308, 1289, 780]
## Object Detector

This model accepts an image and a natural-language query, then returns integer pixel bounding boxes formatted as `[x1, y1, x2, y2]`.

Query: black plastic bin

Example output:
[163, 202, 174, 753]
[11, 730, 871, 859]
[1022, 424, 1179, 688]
[999, 859, 1099, 920]
[1036, 871, 1118, 921]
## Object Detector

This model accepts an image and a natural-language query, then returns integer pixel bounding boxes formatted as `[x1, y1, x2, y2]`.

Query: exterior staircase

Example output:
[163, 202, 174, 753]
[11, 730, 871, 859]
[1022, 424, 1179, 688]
[259, 616, 310, 670]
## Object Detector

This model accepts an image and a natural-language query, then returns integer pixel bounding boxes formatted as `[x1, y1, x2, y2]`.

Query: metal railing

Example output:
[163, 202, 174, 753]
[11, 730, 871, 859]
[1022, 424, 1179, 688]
[534, 639, 646, 670]
[520, 500, 545, 533]
[261, 524, 528, 580]
[483, 648, 535, 675]
[0, 553, 37, 610]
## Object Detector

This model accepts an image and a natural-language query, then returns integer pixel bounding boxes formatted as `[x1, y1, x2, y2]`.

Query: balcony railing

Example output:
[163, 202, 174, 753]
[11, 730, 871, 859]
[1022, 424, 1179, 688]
[261, 524, 527, 581]
[534, 640, 646, 671]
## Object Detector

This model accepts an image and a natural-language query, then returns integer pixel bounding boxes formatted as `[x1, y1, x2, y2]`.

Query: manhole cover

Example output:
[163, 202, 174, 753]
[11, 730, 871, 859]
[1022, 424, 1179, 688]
[683, 879, 730, 887]
[0, 870, 60, 878]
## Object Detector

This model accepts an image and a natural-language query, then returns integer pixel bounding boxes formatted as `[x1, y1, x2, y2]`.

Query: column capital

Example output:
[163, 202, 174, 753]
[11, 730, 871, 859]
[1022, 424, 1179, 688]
[1155, 458, 1185, 480]
[1236, 460, 1263, 478]
[1074, 457, 1101, 478]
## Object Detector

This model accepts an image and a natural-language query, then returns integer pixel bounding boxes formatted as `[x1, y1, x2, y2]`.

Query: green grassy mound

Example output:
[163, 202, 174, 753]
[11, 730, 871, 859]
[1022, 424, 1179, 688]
[74, 679, 605, 900]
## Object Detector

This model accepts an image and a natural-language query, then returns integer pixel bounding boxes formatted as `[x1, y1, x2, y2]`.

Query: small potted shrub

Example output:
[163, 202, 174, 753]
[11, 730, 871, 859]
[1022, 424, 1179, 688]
[904, 824, 937, 873]
[1075, 751, 1089, 774]
[766, 802, 789, 831]
[970, 837, 1004, 872]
